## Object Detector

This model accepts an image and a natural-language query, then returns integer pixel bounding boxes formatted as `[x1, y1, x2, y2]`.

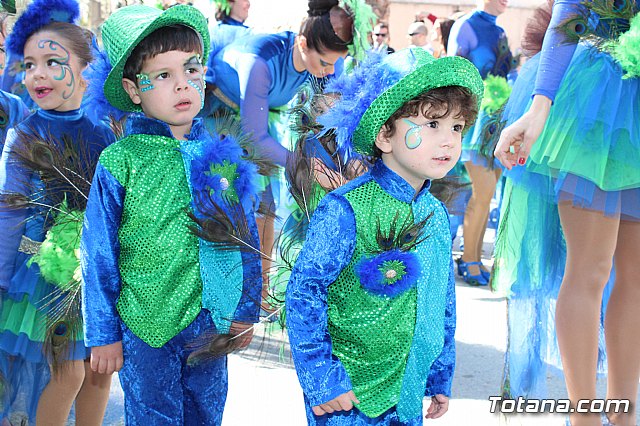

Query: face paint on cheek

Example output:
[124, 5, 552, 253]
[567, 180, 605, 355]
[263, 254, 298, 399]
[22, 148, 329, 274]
[136, 73, 154, 92]
[184, 55, 205, 110]
[187, 78, 205, 110]
[39, 40, 75, 99]
[402, 118, 423, 149]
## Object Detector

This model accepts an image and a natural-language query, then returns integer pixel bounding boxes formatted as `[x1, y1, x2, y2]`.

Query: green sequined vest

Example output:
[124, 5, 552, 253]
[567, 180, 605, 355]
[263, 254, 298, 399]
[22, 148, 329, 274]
[100, 134, 202, 348]
[327, 180, 418, 417]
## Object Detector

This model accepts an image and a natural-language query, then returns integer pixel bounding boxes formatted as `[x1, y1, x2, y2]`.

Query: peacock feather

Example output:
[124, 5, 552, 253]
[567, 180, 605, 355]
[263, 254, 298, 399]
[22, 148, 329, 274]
[372, 210, 433, 254]
[479, 105, 508, 170]
[490, 33, 517, 78]
[0, 104, 8, 129]
[554, 0, 638, 51]
[0, 129, 97, 373]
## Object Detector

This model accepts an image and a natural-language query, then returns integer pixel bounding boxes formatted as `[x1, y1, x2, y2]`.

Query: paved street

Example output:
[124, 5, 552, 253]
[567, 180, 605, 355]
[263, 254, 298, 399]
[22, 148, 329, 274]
[98, 230, 633, 425]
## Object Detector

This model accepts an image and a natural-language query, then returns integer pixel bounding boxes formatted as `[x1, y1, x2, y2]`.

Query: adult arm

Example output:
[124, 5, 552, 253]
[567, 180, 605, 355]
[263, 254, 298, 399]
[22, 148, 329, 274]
[533, 0, 584, 101]
[237, 55, 289, 167]
[495, 0, 583, 168]
[447, 20, 477, 58]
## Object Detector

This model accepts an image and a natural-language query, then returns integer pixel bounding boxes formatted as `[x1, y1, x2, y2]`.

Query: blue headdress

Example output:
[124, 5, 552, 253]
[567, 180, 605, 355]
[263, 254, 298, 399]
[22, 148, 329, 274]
[6, 0, 79, 58]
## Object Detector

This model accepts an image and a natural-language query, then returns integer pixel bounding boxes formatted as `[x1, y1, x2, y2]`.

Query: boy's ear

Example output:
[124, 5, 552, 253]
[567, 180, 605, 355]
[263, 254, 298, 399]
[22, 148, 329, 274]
[374, 130, 393, 154]
[122, 78, 142, 105]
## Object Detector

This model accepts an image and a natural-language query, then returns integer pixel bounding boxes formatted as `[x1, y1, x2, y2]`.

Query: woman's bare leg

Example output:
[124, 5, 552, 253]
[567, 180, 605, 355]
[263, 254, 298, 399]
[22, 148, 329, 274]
[461, 162, 500, 276]
[605, 219, 640, 426]
[557, 203, 619, 426]
[36, 360, 85, 426]
[74, 362, 112, 426]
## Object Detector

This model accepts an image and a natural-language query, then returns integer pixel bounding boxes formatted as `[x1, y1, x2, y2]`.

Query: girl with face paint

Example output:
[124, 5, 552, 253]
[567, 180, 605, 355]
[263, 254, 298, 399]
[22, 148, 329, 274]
[0, 1, 116, 424]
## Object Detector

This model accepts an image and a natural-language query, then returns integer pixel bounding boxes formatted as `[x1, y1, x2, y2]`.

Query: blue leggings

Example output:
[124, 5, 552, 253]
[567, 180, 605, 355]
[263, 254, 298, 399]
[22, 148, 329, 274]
[119, 310, 228, 425]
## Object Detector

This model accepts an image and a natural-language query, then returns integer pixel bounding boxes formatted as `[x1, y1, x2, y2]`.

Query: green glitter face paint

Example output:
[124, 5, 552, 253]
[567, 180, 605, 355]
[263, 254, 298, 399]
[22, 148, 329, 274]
[38, 40, 75, 99]
[402, 118, 423, 149]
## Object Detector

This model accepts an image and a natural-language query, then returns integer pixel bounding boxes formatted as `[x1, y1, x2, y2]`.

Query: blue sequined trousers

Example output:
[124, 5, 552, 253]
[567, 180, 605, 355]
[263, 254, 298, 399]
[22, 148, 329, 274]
[119, 309, 228, 425]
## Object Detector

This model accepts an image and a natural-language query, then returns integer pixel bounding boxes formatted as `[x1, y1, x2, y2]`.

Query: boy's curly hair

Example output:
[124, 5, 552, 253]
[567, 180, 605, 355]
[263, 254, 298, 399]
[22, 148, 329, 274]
[373, 86, 479, 158]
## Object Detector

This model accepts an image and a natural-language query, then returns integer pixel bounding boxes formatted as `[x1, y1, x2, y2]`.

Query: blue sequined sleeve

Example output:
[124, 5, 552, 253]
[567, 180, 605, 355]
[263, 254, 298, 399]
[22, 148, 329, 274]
[81, 162, 125, 347]
[286, 192, 357, 406]
[233, 207, 262, 323]
[425, 256, 457, 397]
[533, 0, 583, 101]
[0, 129, 28, 289]
[237, 55, 290, 167]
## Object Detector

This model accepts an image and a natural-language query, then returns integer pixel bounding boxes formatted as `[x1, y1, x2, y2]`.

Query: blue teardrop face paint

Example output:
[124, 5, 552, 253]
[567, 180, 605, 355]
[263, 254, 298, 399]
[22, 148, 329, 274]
[402, 118, 423, 149]
[185, 55, 205, 110]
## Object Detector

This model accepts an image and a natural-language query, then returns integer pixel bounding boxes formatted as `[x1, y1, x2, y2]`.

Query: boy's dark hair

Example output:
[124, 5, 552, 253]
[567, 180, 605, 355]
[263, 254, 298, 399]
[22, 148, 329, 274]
[31, 22, 94, 68]
[123, 25, 203, 83]
[373, 86, 478, 158]
[300, 0, 353, 54]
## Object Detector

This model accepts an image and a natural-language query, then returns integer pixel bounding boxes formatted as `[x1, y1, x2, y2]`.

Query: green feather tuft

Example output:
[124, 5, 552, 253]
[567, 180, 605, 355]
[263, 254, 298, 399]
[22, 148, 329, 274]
[480, 75, 512, 115]
[29, 202, 83, 291]
[608, 12, 640, 78]
[341, 0, 376, 61]
[214, 0, 231, 16]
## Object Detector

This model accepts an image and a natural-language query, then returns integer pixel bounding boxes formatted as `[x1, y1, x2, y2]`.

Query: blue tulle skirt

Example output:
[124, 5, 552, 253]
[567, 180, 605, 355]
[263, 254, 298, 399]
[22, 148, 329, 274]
[1, 236, 89, 423]
[504, 45, 640, 219]
[491, 42, 638, 397]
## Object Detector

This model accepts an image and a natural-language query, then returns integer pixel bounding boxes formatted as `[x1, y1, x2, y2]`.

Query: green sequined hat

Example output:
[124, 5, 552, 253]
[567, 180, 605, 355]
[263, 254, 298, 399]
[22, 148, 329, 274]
[319, 48, 484, 156]
[101, 4, 210, 112]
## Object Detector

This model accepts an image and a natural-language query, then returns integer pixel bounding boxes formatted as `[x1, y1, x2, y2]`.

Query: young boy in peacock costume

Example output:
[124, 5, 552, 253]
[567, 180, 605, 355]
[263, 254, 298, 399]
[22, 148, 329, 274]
[286, 48, 484, 425]
[80, 4, 264, 424]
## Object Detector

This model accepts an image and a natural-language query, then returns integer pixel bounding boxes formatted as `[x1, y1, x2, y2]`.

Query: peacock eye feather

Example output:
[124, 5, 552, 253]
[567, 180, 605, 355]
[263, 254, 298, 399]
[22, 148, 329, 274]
[0, 109, 8, 128]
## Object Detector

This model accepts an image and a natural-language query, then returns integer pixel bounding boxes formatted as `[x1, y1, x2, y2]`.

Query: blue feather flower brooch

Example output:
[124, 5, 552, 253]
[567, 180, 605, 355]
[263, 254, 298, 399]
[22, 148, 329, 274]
[356, 249, 421, 298]
[355, 211, 432, 298]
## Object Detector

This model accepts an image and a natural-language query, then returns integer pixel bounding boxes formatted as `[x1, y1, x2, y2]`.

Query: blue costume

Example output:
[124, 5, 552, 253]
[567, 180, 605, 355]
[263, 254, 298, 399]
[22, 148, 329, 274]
[0, 53, 36, 110]
[205, 31, 309, 167]
[449, 10, 515, 168]
[0, 108, 114, 423]
[0, 90, 30, 152]
[492, 0, 640, 397]
[206, 15, 252, 81]
[286, 161, 456, 425]
[81, 114, 262, 425]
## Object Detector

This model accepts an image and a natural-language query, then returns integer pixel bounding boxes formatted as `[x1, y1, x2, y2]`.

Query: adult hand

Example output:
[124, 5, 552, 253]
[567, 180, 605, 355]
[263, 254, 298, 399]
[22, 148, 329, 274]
[494, 95, 552, 170]
[425, 394, 449, 419]
[90, 341, 123, 375]
[312, 390, 360, 416]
